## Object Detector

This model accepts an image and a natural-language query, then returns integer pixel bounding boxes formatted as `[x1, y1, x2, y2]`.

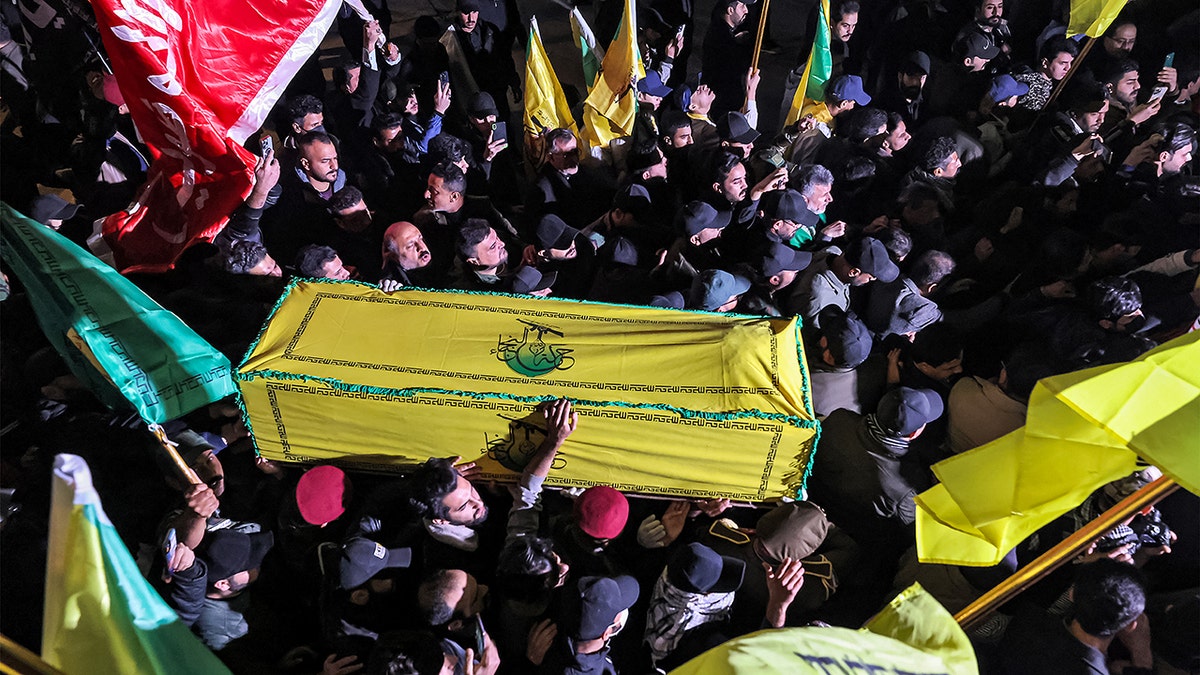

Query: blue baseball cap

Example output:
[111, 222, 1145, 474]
[988, 74, 1030, 103]
[827, 74, 871, 106]
[637, 71, 673, 98]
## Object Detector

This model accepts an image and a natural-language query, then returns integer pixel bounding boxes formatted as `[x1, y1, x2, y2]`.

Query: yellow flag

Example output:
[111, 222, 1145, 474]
[669, 626, 953, 674]
[1068, 0, 1127, 38]
[581, 0, 645, 148]
[524, 17, 577, 161]
[238, 281, 818, 501]
[864, 584, 977, 675]
[43, 455, 232, 675]
[784, 0, 831, 126]
[916, 331, 1200, 566]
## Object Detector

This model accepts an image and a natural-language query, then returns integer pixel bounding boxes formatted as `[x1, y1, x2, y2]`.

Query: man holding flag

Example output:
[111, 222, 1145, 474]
[524, 16, 577, 168]
[701, 0, 756, 120]
[88, 0, 374, 274]
[581, 0, 645, 151]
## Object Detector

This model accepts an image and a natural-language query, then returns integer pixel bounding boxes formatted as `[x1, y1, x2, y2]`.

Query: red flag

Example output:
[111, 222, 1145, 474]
[90, 0, 349, 273]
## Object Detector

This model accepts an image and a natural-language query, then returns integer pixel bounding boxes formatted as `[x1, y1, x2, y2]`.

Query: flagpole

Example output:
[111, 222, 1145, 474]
[955, 475, 1180, 631]
[148, 423, 203, 486]
[750, 0, 773, 72]
[0, 633, 65, 675]
[1045, 36, 1096, 109]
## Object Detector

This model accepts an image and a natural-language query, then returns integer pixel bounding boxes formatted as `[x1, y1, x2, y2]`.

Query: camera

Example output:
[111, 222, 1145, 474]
[1094, 509, 1173, 553]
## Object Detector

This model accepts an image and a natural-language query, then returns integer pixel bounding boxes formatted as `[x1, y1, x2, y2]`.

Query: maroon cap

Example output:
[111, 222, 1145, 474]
[102, 73, 125, 108]
[296, 465, 350, 525]
[574, 486, 629, 539]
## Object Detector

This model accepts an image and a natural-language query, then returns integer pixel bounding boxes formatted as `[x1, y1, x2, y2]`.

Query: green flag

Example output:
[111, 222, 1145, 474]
[0, 202, 236, 423]
[571, 7, 605, 89]
[44, 454, 232, 674]
[785, 0, 832, 126]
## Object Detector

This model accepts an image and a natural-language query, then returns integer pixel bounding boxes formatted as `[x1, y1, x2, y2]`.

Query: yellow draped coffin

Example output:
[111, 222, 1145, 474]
[237, 281, 818, 500]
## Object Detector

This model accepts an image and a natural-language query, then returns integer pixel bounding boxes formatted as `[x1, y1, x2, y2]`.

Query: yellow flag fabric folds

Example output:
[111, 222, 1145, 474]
[238, 281, 817, 500]
[784, 0, 832, 126]
[1068, 0, 1127, 38]
[864, 584, 977, 675]
[916, 331, 1200, 566]
[524, 17, 577, 146]
[669, 626, 953, 674]
[43, 455, 231, 675]
[581, 0, 644, 148]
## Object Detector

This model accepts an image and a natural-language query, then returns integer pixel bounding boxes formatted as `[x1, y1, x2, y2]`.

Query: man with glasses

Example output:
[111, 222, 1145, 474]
[528, 128, 615, 229]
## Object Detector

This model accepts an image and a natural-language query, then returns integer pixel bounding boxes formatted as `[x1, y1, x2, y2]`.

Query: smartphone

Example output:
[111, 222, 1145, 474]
[473, 615, 486, 656]
[760, 147, 785, 168]
[1151, 53, 1176, 101]
[439, 71, 450, 85]
[162, 528, 178, 580]
[491, 121, 508, 143]
[260, 135, 273, 157]
[676, 24, 685, 38]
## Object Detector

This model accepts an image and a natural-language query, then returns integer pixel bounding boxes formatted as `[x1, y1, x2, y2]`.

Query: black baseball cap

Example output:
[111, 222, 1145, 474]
[844, 237, 899, 282]
[573, 575, 640, 640]
[667, 542, 746, 594]
[760, 242, 813, 278]
[340, 537, 413, 589]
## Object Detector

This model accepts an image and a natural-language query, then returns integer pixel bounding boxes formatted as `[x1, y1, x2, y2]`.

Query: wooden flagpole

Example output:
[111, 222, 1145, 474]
[955, 475, 1179, 631]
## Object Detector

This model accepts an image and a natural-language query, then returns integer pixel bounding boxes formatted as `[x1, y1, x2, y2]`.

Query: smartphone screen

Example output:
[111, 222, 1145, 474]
[162, 527, 177, 580]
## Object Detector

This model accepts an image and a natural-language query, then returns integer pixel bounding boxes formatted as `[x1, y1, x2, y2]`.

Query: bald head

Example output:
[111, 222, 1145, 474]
[384, 221, 432, 271]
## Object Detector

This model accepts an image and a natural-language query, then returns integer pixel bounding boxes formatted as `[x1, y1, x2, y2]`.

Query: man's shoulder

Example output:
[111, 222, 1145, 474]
[822, 408, 865, 430]
[997, 614, 1106, 675]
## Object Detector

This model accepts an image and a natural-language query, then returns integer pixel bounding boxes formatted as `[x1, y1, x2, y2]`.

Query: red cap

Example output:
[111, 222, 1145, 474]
[296, 465, 349, 525]
[573, 486, 629, 539]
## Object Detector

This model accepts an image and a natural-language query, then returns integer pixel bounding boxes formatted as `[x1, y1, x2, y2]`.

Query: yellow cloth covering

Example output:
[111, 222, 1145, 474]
[237, 281, 818, 500]
[916, 330, 1200, 566]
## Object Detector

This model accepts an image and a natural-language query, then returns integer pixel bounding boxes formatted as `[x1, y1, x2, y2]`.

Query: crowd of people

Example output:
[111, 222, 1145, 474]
[0, 0, 1197, 673]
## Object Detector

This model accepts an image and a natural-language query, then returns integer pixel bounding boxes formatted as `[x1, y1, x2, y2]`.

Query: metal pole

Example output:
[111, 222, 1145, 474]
[955, 475, 1180, 631]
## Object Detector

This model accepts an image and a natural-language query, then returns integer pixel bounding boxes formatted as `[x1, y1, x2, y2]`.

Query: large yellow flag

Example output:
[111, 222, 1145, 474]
[916, 331, 1200, 566]
[670, 584, 972, 674]
[669, 627, 953, 674]
[864, 584, 977, 675]
[237, 281, 818, 501]
[581, 0, 644, 149]
[1068, 0, 1127, 38]
[524, 16, 577, 160]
